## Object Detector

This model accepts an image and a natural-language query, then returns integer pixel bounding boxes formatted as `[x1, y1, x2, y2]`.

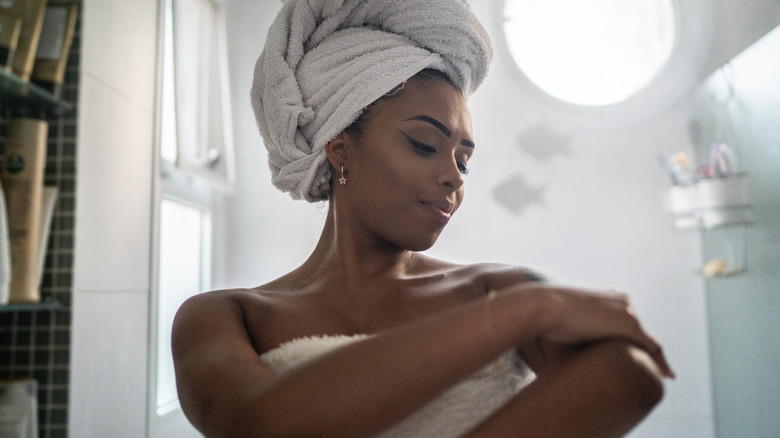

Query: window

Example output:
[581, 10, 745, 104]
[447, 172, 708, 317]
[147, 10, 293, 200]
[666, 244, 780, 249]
[503, 0, 677, 106]
[149, 0, 233, 435]
[155, 198, 210, 415]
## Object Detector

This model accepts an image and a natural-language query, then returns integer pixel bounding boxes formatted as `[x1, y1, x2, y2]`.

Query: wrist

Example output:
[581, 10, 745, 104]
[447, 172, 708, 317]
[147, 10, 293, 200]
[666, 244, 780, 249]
[493, 287, 553, 347]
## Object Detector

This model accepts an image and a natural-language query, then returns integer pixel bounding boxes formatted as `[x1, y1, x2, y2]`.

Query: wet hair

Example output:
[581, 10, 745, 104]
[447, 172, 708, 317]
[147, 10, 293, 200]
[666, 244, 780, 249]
[344, 69, 457, 139]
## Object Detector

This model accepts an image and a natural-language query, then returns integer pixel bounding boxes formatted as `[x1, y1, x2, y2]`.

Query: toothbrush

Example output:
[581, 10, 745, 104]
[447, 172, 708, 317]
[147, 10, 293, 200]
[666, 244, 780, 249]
[669, 152, 694, 185]
[657, 153, 679, 185]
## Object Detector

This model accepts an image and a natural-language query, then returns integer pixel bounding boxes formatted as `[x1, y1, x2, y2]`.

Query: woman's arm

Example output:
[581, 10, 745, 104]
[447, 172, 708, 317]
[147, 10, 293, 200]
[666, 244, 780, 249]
[485, 265, 671, 379]
[477, 267, 670, 437]
[173, 289, 541, 438]
[467, 340, 665, 438]
[173, 285, 671, 438]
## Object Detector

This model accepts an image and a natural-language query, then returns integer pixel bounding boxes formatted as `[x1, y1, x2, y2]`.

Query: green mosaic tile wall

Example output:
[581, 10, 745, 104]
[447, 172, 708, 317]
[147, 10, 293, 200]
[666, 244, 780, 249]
[1, 6, 80, 438]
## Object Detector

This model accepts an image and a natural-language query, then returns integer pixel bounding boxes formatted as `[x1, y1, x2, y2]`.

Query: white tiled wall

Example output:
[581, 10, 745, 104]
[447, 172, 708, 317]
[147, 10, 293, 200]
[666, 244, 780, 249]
[72, 75, 153, 292]
[78, 0, 157, 112]
[69, 290, 149, 438]
[69, 0, 158, 436]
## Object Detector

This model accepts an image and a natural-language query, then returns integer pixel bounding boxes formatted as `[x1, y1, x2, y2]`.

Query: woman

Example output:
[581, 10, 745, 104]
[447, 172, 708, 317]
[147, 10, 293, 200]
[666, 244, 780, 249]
[172, 1, 675, 437]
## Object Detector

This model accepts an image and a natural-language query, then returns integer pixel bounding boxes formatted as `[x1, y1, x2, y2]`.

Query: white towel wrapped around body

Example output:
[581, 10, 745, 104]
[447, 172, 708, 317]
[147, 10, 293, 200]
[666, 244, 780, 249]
[260, 334, 535, 437]
[251, 0, 493, 201]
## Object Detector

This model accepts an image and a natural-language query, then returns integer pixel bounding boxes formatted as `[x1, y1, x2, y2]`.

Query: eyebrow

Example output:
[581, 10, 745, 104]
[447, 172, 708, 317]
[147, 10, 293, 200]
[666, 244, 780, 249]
[403, 115, 475, 149]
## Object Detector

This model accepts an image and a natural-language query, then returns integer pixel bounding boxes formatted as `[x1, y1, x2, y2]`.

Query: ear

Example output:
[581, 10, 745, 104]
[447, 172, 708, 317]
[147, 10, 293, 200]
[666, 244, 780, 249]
[325, 131, 350, 170]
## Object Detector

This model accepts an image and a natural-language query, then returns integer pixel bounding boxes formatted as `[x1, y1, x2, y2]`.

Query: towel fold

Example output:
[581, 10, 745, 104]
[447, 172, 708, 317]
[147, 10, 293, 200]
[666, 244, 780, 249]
[251, 0, 493, 201]
[259, 334, 535, 438]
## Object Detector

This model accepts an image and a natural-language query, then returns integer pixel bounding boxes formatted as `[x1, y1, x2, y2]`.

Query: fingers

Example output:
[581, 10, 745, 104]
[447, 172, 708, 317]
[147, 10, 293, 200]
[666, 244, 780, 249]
[510, 283, 676, 379]
[653, 348, 676, 379]
[605, 291, 676, 379]
[629, 334, 676, 379]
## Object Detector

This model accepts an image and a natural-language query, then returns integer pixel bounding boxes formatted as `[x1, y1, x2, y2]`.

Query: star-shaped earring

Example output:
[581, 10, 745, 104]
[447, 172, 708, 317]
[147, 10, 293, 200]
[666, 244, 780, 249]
[339, 164, 347, 184]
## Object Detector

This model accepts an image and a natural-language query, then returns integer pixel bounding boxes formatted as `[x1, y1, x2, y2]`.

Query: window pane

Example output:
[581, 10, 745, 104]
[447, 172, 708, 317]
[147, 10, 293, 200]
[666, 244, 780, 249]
[171, 0, 235, 188]
[173, 0, 215, 161]
[160, 0, 178, 163]
[156, 198, 208, 413]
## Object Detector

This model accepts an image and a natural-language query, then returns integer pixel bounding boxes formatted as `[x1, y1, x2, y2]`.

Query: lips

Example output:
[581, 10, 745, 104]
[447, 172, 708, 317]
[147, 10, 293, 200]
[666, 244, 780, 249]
[420, 199, 454, 224]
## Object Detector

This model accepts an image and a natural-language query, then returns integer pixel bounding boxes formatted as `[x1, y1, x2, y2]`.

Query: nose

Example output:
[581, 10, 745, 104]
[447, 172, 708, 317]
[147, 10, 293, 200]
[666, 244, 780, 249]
[439, 156, 464, 191]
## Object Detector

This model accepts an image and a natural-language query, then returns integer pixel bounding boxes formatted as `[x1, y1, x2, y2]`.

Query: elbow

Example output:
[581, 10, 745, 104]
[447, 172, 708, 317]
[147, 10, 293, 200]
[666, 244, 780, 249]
[634, 358, 665, 411]
[231, 397, 314, 438]
[178, 390, 300, 438]
[229, 404, 281, 438]
[609, 342, 666, 411]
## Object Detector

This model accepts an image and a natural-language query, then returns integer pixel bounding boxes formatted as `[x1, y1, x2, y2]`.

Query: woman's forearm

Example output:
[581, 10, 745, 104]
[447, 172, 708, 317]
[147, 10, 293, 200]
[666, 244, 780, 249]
[466, 340, 665, 438]
[235, 292, 545, 437]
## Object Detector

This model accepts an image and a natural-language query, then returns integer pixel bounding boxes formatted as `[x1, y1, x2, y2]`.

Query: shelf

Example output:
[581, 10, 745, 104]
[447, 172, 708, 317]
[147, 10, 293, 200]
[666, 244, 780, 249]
[673, 221, 755, 232]
[695, 266, 747, 278]
[0, 298, 61, 313]
[0, 69, 74, 114]
[701, 221, 755, 230]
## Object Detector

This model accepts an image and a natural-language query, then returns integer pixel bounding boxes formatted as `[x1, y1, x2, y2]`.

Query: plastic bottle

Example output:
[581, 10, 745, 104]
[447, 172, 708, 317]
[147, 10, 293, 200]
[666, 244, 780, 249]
[0, 182, 11, 305]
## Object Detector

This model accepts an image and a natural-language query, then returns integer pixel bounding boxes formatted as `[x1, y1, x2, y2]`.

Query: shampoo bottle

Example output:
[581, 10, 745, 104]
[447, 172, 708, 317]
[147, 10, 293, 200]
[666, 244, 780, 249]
[0, 181, 10, 305]
[0, 118, 48, 304]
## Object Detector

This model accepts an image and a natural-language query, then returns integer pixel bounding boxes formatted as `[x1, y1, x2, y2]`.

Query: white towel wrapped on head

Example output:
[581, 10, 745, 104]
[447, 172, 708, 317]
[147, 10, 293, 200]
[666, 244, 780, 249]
[251, 0, 493, 202]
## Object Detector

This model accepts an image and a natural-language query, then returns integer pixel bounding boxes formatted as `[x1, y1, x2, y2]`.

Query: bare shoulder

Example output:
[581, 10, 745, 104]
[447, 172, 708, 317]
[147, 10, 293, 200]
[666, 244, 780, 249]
[174, 289, 257, 337]
[412, 254, 550, 299]
[172, 287, 284, 354]
[174, 288, 241, 320]
[471, 262, 549, 285]
[172, 288, 278, 436]
[433, 258, 550, 290]
[171, 288, 264, 369]
[174, 287, 285, 321]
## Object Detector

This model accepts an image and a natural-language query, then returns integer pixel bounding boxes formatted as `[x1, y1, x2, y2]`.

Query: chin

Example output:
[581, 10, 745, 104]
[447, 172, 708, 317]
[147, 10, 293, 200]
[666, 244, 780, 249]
[407, 242, 436, 252]
[401, 232, 441, 252]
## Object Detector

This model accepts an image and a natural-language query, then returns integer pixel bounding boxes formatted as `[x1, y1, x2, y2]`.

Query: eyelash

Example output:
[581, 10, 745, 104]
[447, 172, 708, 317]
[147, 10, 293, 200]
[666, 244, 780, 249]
[401, 132, 470, 175]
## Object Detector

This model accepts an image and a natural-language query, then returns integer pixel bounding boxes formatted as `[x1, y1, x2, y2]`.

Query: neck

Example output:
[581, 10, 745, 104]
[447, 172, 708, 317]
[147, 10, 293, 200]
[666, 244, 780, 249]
[299, 201, 417, 289]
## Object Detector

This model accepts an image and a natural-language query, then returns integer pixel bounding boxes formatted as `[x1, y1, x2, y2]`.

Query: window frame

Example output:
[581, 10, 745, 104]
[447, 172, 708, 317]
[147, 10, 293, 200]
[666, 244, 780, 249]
[170, 0, 236, 190]
[148, 0, 232, 435]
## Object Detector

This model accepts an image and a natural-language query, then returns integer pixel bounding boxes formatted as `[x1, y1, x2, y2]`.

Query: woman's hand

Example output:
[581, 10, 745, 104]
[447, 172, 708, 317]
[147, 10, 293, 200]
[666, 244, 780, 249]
[500, 283, 675, 379]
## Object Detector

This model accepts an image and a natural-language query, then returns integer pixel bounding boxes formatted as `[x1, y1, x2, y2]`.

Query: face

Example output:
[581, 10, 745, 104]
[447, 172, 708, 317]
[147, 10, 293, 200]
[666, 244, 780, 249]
[335, 77, 475, 251]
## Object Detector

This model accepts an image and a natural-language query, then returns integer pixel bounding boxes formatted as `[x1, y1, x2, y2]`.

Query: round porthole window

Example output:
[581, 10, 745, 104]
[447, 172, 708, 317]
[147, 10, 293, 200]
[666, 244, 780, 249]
[503, 0, 678, 107]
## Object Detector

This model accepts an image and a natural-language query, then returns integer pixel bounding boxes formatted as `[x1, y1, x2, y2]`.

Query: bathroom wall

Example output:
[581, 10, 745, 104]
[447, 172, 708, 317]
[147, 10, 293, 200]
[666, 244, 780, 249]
[691, 25, 780, 438]
[219, 2, 776, 437]
[222, 1, 718, 437]
[68, 0, 158, 436]
[55, 0, 780, 437]
[0, 6, 81, 438]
